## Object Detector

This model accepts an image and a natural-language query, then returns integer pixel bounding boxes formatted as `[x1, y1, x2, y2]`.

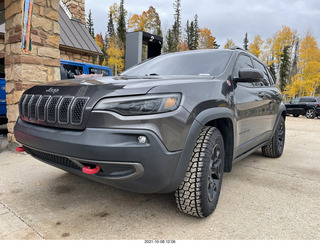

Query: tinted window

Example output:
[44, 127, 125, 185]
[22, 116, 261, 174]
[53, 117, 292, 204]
[233, 55, 253, 78]
[0, 58, 4, 79]
[122, 51, 232, 76]
[253, 60, 271, 86]
[300, 97, 316, 102]
[290, 98, 300, 104]
[266, 68, 276, 85]
[60, 64, 83, 79]
[89, 68, 109, 76]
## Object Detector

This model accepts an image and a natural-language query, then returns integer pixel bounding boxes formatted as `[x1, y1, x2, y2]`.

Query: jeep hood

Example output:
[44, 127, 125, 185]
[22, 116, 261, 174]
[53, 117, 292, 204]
[23, 75, 214, 98]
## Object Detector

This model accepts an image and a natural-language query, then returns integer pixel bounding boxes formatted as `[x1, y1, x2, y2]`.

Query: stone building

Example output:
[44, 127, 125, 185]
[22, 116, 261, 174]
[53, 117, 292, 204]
[0, 0, 102, 146]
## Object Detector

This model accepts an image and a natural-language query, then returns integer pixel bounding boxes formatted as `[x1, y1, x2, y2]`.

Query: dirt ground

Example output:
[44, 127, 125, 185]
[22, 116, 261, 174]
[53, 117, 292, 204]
[0, 116, 319, 240]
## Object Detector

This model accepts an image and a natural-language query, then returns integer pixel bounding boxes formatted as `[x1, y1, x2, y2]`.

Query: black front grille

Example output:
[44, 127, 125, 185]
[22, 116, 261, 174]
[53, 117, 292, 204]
[19, 94, 89, 127]
[47, 96, 62, 123]
[58, 97, 73, 124]
[30, 95, 41, 119]
[71, 98, 88, 124]
[24, 147, 81, 170]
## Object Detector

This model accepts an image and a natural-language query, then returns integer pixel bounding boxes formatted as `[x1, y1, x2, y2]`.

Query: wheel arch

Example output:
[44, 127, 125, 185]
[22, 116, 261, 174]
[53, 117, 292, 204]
[205, 117, 234, 172]
[162, 107, 236, 193]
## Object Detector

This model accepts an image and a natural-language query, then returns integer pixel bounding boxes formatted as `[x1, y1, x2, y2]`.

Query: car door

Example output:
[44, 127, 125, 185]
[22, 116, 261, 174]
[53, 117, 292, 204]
[233, 55, 275, 156]
[286, 97, 300, 114]
[295, 97, 311, 114]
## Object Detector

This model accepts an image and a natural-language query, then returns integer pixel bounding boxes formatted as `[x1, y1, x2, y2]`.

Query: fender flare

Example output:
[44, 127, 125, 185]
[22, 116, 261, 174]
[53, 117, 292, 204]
[162, 107, 235, 193]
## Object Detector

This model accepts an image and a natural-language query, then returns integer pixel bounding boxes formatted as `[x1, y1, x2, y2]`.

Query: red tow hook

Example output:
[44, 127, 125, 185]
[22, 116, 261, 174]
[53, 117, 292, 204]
[82, 165, 101, 175]
[16, 147, 26, 152]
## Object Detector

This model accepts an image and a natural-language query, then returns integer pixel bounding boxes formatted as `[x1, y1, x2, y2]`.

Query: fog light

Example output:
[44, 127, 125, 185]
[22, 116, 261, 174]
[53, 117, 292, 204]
[138, 136, 147, 144]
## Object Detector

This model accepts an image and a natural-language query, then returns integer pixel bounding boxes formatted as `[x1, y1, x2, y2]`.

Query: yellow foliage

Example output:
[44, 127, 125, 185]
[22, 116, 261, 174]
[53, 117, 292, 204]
[179, 41, 189, 51]
[272, 25, 297, 63]
[109, 3, 119, 23]
[223, 39, 235, 49]
[248, 35, 264, 58]
[102, 58, 107, 67]
[198, 28, 216, 49]
[298, 30, 320, 70]
[284, 31, 320, 98]
[127, 6, 161, 35]
[106, 35, 125, 75]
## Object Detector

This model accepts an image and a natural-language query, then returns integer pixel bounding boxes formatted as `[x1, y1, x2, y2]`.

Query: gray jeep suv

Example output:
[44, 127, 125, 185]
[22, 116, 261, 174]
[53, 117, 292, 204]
[14, 48, 286, 217]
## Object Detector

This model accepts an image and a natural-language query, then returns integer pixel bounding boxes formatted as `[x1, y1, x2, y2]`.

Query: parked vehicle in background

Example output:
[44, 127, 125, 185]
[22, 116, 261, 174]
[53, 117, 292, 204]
[60, 60, 112, 79]
[0, 78, 7, 125]
[0, 58, 7, 125]
[285, 96, 320, 119]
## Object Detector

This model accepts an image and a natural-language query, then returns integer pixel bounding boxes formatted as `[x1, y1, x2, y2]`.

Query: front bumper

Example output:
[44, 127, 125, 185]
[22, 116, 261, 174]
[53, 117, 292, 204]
[14, 118, 182, 193]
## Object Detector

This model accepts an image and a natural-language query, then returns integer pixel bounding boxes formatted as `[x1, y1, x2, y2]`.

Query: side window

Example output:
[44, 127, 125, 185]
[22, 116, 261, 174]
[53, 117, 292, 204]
[290, 98, 300, 104]
[89, 68, 109, 77]
[252, 60, 271, 86]
[60, 64, 83, 79]
[233, 55, 253, 78]
[300, 97, 316, 102]
[266, 68, 276, 85]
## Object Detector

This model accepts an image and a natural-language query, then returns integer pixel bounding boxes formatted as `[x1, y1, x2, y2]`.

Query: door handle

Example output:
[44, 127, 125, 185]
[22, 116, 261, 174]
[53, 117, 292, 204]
[258, 92, 265, 98]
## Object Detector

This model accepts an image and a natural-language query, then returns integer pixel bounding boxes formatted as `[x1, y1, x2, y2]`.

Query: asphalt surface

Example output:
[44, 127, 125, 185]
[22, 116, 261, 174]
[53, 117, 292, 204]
[0, 116, 319, 240]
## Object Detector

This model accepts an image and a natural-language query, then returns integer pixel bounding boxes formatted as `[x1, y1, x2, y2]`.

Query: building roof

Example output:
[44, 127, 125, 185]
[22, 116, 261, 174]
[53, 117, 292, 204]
[58, 7, 102, 55]
[0, 6, 102, 56]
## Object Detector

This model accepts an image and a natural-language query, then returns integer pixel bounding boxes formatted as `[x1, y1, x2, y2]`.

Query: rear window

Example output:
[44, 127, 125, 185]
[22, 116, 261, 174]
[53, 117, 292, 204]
[60, 64, 83, 79]
[122, 51, 232, 77]
[89, 68, 109, 77]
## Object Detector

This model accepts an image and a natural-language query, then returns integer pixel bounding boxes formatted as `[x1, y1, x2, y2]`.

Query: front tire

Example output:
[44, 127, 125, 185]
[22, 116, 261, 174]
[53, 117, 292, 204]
[175, 126, 224, 218]
[262, 116, 285, 158]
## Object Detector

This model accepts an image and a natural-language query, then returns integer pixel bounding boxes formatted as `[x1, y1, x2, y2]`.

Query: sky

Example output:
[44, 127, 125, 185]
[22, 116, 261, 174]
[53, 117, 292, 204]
[85, 0, 320, 48]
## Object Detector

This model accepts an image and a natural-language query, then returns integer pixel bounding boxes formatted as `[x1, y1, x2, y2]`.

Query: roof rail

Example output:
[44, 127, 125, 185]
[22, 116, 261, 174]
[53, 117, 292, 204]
[230, 46, 245, 51]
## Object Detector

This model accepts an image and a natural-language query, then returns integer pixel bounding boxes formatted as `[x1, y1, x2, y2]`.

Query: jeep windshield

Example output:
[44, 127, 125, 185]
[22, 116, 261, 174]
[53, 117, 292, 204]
[121, 50, 232, 77]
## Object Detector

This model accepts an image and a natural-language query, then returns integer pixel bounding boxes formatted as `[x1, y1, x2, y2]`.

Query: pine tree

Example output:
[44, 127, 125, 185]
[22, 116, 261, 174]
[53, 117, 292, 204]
[86, 9, 95, 39]
[185, 14, 200, 51]
[243, 33, 249, 50]
[279, 45, 291, 91]
[193, 14, 199, 50]
[185, 20, 194, 50]
[117, 0, 127, 44]
[164, 29, 175, 53]
[172, 0, 181, 52]
[107, 12, 115, 38]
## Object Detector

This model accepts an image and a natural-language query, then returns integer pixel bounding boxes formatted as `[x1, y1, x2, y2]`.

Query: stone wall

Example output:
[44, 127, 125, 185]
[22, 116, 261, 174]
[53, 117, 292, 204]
[62, 0, 85, 24]
[0, 38, 4, 58]
[5, 0, 61, 144]
[60, 49, 93, 63]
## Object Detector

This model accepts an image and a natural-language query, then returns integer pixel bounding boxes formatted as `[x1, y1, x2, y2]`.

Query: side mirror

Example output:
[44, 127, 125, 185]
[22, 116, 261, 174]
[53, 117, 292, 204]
[234, 68, 264, 83]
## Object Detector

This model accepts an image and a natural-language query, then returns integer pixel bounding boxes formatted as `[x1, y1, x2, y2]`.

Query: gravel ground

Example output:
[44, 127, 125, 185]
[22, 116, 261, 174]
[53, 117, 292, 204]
[0, 116, 319, 240]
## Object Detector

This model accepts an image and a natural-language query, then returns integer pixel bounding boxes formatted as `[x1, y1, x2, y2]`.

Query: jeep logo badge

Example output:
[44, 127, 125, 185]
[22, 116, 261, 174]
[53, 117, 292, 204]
[45, 87, 60, 94]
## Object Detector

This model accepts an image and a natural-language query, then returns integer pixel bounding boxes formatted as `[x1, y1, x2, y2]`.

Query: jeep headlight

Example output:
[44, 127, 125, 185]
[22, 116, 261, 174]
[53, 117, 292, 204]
[93, 94, 181, 116]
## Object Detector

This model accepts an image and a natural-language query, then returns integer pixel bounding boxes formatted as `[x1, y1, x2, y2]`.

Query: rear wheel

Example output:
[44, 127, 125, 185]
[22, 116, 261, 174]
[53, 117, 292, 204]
[175, 126, 224, 218]
[306, 109, 315, 119]
[262, 116, 285, 158]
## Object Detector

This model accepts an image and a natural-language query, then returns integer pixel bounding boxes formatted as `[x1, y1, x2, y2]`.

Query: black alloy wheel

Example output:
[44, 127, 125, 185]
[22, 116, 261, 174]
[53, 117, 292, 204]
[175, 126, 224, 218]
